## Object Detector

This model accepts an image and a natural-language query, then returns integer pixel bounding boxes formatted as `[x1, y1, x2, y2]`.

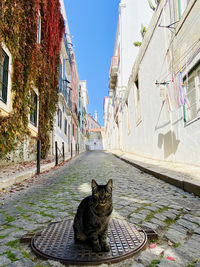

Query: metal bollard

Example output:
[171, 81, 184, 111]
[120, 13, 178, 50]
[62, 142, 65, 162]
[37, 140, 41, 174]
[55, 141, 58, 166]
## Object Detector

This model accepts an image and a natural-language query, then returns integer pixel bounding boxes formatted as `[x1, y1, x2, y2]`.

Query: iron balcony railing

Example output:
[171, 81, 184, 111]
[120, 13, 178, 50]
[62, 80, 71, 109]
[63, 33, 73, 69]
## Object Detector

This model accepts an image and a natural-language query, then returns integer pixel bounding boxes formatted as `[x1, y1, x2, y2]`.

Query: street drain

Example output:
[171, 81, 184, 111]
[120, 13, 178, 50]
[31, 219, 147, 265]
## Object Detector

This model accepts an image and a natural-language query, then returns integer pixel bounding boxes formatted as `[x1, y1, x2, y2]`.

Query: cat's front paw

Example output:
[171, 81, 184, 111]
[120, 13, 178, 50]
[92, 243, 102, 252]
[101, 242, 110, 252]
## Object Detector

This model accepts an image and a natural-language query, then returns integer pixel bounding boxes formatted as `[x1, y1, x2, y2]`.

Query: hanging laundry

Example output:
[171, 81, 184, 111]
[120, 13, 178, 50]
[166, 83, 173, 112]
[179, 71, 186, 106]
[173, 76, 180, 109]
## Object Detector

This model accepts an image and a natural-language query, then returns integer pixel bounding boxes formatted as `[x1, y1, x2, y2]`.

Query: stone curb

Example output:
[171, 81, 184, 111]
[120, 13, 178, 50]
[0, 156, 71, 190]
[113, 153, 200, 197]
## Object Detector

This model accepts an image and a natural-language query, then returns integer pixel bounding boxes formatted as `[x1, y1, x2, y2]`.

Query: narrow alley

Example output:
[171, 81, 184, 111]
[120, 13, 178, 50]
[0, 151, 200, 266]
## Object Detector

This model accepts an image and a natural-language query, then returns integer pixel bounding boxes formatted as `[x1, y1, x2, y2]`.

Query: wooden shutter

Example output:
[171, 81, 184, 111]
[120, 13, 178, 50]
[2, 50, 9, 103]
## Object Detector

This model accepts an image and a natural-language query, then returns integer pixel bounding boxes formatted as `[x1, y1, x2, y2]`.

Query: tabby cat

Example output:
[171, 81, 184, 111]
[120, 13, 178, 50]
[73, 179, 113, 252]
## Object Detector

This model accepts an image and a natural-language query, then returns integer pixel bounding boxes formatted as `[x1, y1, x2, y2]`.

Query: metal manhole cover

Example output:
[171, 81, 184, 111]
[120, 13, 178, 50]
[31, 219, 147, 265]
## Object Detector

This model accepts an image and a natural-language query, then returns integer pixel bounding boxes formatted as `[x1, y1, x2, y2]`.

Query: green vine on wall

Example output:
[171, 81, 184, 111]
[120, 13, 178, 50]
[0, 0, 64, 159]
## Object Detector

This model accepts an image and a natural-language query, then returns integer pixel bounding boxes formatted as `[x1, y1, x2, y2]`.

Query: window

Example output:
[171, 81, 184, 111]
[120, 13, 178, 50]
[37, 12, 41, 44]
[59, 62, 62, 92]
[183, 63, 200, 124]
[0, 48, 9, 103]
[64, 118, 67, 135]
[30, 90, 38, 127]
[57, 108, 62, 129]
[134, 76, 141, 125]
[178, 0, 191, 19]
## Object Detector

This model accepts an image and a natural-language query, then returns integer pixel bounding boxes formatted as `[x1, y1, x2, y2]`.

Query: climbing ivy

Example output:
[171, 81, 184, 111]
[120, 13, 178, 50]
[0, 0, 64, 159]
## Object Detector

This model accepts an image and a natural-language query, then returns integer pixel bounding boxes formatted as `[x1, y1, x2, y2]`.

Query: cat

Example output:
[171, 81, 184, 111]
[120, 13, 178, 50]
[73, 179, 113, 252]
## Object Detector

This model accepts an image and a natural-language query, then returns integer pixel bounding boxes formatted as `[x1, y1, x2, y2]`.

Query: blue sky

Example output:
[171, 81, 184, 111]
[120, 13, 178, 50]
[64, 0, 120, 126]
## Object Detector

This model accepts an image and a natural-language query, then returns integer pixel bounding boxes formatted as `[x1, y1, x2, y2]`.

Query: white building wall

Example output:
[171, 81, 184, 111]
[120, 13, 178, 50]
[119, 0, 153, 89]
[105, 0, 153, 152]
[121, 0, 200, 166]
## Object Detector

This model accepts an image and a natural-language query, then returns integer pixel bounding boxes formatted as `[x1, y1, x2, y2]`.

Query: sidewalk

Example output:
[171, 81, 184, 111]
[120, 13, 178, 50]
[0, 153, 72, 190]
[108, 149, 200, 197]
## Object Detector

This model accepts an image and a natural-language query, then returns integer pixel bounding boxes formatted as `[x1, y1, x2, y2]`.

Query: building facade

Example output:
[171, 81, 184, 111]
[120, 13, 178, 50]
[51, 0, 73, 159]
[0, 0, 89, 165]
[79, 81, 89, 152]
[52, 0, 89, 158]
[104, 0, 200, 166]
[87, 113, 103, 150]
[105, 0, 152, 151]
[0, 0, 64, 164]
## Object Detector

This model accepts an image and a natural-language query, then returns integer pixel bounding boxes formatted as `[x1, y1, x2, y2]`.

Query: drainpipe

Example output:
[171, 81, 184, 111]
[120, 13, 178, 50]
[119, 1, 126, 151]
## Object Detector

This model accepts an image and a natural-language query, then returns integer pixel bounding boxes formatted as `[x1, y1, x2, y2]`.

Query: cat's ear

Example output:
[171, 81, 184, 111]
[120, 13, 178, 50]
[91, 179, 98, 190]
[106, 179, 113, 191]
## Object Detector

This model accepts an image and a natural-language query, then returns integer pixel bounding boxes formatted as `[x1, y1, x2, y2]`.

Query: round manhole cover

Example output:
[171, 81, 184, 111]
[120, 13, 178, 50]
[31, 219, 147, 265]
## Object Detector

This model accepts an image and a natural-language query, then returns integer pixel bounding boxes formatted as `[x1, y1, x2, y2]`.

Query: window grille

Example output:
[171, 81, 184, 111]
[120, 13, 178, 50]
[0, 48, 9, 103]
[184, 63, 200, 124]
[57, 108, 62, 129]
[30, 91, 38, 127]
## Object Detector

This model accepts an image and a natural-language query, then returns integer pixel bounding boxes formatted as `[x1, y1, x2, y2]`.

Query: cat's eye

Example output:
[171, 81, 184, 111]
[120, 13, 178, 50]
[94, 193, 99, 197]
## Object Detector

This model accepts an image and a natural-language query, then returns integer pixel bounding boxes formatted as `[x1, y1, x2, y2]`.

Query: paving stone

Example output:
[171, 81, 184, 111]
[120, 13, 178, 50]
[177, 238, 200, 258]
[130, 263, 145, 267]
[0, 245, 10, 254]
[169, 223, 188, 234]
[145, 205, 160, 212]
[30, 214, 52, 224]
[0, 228, 16, 236]
[0, 254, 12, 265]
[168, 204, 183, 210]
[154, 213, 167, 221]
[0, 235, 19, 245]
[0, 214, 7, 224]
[10, 230, 27, 239]
[190, 233, 200, 242]
[194, 227, 200, 235]
[135, 250, 158, 265]
[141, 221, 159, 231]
[176, 218, 198, 231]
[162, 211, 177, 220]
[48, 259, 68, 266]
[149, 218, 166, 228]
[137, 209, 151, 216]
[158, 258, 180, 267]
[7, 258, 34, 267]
[9, 218, 40, 231]
[129, 213, 146, 224]
[163, 228, 186, 243]
[182, 214, 200, 225]
[1, 151, 200, 266]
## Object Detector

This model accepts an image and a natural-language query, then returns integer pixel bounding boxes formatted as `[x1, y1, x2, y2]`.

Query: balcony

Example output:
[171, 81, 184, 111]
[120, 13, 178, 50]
[59, 79, 72, 114]
[63, 81, 71, 110]
[71, 101, 78, 116]
[114, 98, 119, 118]
[109, 56, 118, 89]
[63, 33, 73, 69]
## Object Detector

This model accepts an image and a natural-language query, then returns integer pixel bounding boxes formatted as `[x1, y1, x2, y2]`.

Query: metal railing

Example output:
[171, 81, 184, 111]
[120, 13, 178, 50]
[63, 81, 72, 109]
[63, 33, 72, 68]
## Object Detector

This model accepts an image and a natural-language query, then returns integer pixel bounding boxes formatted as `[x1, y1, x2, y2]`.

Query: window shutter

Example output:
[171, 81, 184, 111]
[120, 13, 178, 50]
[185, 76, 197, 122]
[59, 64, 62, 92]
[34, 93, 38, 126]
[2, 51, 9, 103]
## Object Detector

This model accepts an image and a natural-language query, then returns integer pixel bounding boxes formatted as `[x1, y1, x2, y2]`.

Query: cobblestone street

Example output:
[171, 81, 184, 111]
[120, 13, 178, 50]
[0, 151, 200, 267]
